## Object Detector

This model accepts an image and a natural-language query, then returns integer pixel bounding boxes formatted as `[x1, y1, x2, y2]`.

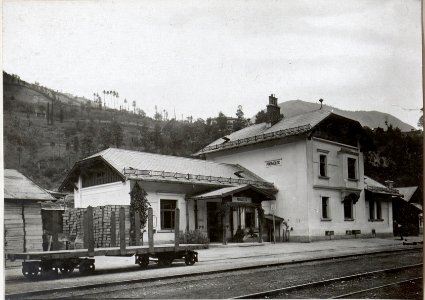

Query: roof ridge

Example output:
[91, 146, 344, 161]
[102, 147, 251, 169]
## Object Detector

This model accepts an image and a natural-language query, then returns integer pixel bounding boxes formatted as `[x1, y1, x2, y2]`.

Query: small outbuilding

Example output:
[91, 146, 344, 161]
[4, 169, 55, 267]
[394, 186, 422, 236]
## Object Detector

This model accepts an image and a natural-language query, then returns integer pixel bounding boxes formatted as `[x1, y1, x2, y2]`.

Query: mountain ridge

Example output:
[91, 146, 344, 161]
[273, 100, 415, 131]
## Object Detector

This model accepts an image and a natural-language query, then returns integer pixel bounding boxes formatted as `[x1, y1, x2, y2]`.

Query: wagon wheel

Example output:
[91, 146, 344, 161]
[40, 265, 58, 278]
[79, 262, 95, 275]
[22, 263, 40, 280]
[185, 253, 196, 266]
[137, 255, 149, 269]
[60, 265, 75, 276]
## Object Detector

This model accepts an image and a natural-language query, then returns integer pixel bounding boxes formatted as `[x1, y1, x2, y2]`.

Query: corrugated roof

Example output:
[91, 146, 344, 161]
[397, 186, 418, 202]
[4, 169, 55, 201]
[195, 110, 333, 155]
[84, 148, 270, 184]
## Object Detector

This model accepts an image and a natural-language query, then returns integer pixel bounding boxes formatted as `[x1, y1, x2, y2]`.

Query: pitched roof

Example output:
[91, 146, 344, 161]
[364, 176, 400, 196]
[397, 186, 418, 202]
[61, 148, 275, 190]
[194, 109, 344, 155]
[4, 169, 55, 201]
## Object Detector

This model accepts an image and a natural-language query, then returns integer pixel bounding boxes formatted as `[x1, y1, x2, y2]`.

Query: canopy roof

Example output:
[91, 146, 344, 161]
[188, 184, 275, 201]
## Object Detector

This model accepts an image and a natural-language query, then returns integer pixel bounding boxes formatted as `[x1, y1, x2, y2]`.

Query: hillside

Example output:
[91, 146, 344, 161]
[278, 100, 415, 131]
[3, 71, 422, 192]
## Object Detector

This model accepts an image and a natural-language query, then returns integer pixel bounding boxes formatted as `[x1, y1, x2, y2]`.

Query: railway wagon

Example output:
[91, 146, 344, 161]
[7, 207, 208, 279]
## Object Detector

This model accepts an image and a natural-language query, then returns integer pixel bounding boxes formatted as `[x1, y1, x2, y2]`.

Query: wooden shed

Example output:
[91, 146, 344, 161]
[4, 169, 55, 267]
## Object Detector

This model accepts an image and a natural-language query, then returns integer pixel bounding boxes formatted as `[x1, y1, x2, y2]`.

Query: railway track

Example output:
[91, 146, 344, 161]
[232, 264, 423, 299]
[5, 250, 422, 299]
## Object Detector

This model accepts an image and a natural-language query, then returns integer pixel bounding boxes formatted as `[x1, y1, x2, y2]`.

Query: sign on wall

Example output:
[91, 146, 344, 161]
[265, 158, 282, 168]
[232, 196, 251, 203]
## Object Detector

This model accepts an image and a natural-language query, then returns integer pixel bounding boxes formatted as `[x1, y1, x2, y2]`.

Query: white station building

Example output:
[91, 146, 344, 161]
[60, 95, 396, 243]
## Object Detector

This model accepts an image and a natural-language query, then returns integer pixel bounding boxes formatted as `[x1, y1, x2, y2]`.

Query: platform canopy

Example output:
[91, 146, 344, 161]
[188, 184, 275, 202]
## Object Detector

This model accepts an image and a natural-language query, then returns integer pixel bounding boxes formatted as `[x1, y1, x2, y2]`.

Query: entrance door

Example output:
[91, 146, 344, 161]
[207, 202, 223, 242]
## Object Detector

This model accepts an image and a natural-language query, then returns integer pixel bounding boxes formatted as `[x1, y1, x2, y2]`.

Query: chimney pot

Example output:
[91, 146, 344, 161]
[384, 180, 394, 189]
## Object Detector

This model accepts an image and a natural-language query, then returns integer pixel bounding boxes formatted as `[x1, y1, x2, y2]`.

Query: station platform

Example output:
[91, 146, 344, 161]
[4, 236, 422, 283]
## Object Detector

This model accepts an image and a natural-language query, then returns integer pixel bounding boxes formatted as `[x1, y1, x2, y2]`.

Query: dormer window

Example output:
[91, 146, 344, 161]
[222, 136, 230, 143]
[234, 171, 244, 178]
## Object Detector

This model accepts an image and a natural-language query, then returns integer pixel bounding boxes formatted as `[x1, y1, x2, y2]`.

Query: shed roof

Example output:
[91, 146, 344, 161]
[194, 110, 361, 156]
[4, 169, 55, 201]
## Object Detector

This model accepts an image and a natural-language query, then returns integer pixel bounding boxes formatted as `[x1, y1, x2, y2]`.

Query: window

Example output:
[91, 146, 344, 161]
[347, 158, 357, 180]
[321, 197, 330, 219]
[319, 154, 327, 177]
[369, 200, 375, 220]
[369, 200, 382, 220]
[160, 200, 177, 230]
[344, 199, 353, 220]
[376, 201, 382, 219]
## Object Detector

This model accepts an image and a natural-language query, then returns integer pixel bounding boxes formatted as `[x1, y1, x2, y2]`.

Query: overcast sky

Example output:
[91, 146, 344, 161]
[3, 0, 423, 127]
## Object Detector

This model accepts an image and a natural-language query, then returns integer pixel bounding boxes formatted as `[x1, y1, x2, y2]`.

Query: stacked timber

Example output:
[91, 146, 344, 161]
[4, 200, 43, 267]
[63, 205, 130, 249]
[4, 201, 24, 267]
[22, 202, 44, 252]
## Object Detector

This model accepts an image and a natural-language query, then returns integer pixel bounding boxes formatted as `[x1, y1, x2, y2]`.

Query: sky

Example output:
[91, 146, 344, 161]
[2, 0, 423, 127]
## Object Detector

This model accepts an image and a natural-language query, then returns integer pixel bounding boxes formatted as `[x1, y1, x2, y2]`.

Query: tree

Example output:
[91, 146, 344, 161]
[60, 107, 64, 123]
[233, 105, 248, 131]
[216, 112, 228, 133]
[132, 100, 136, 113]
[255, 110, 268, 124]
[50, 141, 55, 158]
[129, 182, 151, 245]
[110, 120, 123, 148]
[73, 136, 80, 153]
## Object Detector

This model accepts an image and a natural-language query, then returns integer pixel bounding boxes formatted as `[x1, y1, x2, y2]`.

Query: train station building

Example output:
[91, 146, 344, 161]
[60, 95, 396, 243]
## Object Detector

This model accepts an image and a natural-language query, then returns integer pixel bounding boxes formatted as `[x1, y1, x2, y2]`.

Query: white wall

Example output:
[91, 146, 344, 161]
[308, 138, 393, 239]
[140, 189, 187, 243]
[207, 137, 394, 241]
[74, 178, 193, 244]
[206, 139, 310, 239]
[75, 181, 131, 208]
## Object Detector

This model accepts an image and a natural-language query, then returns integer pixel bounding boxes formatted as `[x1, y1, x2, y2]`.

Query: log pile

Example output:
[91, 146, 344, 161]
[63, 205, 131, 248]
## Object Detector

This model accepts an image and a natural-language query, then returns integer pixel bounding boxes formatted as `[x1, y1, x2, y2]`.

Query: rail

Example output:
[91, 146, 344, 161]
[232, 263, 423, 299]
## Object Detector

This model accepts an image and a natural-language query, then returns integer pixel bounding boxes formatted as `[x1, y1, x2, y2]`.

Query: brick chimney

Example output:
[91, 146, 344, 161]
[266, 94, 282, 127]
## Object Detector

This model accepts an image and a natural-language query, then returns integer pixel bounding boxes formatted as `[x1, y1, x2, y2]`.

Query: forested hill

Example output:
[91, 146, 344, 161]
[3, 71, 423, 192]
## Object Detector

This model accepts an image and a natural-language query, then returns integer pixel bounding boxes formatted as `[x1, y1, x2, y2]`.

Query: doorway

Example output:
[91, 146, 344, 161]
[207, 202, 223, 242]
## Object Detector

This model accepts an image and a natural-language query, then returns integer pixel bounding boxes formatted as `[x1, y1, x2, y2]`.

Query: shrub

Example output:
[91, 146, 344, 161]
[179, 230, 209, 245]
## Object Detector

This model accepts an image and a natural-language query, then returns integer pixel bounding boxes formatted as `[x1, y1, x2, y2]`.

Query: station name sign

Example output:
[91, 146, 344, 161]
[265, 158, 282, 168]
[232, 196, 251, 203]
